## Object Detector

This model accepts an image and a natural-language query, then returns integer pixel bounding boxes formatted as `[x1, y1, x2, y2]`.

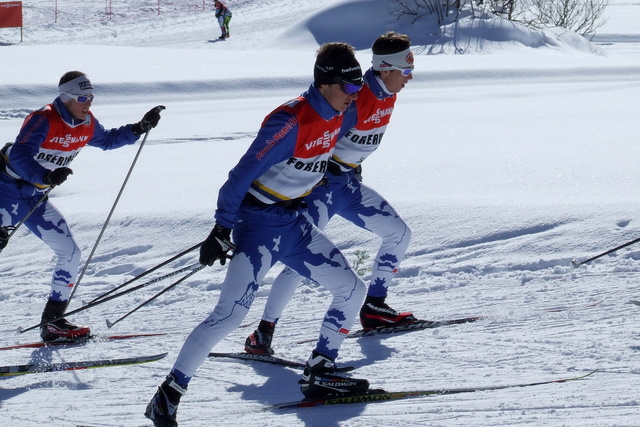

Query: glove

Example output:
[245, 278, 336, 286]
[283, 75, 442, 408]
[353, 165, 363, 182]
[45, 167, 73, 186]
[0, 227, 9, 250]
[132, 105, 166, 136]
[199, 224, 237, 266]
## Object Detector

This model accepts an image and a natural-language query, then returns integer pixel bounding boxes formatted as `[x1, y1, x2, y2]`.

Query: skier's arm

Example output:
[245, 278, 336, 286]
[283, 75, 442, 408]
[11, 113, 53, 185]
[214, 110, 298, 229]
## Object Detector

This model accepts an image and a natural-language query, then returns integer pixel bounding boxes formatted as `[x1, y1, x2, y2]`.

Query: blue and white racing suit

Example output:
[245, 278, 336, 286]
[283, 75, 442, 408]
[170, 85, 367, 381]
[259, 68, 412, 324]
[0, 97, 138, 302]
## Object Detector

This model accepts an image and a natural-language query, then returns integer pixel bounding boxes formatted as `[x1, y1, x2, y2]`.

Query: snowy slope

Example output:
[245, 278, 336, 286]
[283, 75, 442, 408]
[1, 0, 640, 426]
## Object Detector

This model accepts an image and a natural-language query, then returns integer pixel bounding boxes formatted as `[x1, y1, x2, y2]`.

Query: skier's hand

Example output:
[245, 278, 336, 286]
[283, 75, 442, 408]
[353, 165, 363, 182]
[132, 105, 166, 136]
[199, 224, 236, 266]
[45, 167, 73, 186]
[0, 227, 9, 250]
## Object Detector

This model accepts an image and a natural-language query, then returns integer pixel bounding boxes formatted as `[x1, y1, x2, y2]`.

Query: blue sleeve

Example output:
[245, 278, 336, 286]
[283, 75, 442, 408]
[214, 110, 298, 229]
[11, 113, 51, 184]
[87, 117, 139, 150]
[338, 103, 358, 139]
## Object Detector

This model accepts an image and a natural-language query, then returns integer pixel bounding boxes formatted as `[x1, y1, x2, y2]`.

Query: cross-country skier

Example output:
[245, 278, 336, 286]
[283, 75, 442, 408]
[0, 70, 164, 342]
[244, 32, 416, 355]
[146, 42, 369, 426]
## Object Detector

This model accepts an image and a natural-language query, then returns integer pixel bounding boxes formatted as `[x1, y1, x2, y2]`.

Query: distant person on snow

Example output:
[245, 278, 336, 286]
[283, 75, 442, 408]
[0, 70, 165, 342]
[214, 0, 232, 39]
[244, 31, 416, 355]
[146, 42, 370, 426]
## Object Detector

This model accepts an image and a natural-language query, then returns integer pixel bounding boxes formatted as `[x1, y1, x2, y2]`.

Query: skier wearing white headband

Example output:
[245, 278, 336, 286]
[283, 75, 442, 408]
[0, 70, 165, 342]
[245, 32, 417, 355]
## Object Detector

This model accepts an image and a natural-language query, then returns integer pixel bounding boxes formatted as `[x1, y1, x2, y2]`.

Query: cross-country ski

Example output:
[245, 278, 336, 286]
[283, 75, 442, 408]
[0, 332, 166, 351]
[208, 352, 354, 371]
[267, 370, 598, 410]
[295, 316, 483, 344]
[0, 352, 167, 377]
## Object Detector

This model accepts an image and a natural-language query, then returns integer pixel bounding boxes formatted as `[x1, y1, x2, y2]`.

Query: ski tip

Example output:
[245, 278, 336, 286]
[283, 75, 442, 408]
[145, 352, 169, 362]
[563, 369, 598, 381]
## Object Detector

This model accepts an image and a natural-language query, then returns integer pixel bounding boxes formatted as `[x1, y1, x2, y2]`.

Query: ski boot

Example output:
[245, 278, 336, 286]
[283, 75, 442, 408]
[299, 351, 369, 398]
[145, 373, 187, 427]
[40, 298, 91, 342]
[359, 295, 416, 330]
[244, 320, 275, 355]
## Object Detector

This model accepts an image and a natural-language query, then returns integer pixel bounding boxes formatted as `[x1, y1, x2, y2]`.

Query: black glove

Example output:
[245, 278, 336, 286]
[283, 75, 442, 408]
[353, 165, 363, 182]
[199, 224, 237, 266]
[132, 105, 166, 136]
[45, 167, 73, 186]
[0, 227, 9, 250]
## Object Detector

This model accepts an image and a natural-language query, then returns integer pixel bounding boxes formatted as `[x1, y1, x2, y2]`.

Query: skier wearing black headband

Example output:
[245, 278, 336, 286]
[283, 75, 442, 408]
[146, 42, 370, 427]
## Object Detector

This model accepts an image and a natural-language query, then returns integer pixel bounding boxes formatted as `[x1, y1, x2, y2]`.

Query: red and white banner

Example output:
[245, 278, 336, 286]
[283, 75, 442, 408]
[0, 1, 22, 29]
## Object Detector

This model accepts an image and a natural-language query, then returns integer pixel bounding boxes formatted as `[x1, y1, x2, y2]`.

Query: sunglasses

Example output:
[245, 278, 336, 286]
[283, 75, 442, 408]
[340, 82, 364, 95]
[381, 61, 413, 76]
[333, 76, 364, 96]
[65, 93, 94, 103]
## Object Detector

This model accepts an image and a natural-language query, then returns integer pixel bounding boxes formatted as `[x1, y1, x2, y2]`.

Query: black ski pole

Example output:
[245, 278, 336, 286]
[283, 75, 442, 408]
[19, 262, 202, 334]
[87, 242, 202, 305]
[106, 264, 205, 329]
[1, 186, 54, 249]
[571, 236, 640, 267]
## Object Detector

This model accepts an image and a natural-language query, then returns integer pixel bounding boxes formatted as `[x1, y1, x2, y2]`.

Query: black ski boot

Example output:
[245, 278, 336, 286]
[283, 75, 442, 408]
[40, 299, 91, 342]
[244, 320, 275, 355]
[299, 351, 369, 398]
[145, 374, 187, 427]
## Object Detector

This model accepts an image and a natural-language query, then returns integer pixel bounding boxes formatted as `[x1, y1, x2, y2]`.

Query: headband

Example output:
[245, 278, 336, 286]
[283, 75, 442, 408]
[58, 75, 94, 102]
[372, 48, 414, 71]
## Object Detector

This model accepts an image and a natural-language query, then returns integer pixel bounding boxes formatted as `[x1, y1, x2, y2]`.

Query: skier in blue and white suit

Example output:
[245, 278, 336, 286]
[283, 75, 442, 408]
[244, 32, 416, 356]
[0, 70, 164, 343]
[146, 42, 371, 427]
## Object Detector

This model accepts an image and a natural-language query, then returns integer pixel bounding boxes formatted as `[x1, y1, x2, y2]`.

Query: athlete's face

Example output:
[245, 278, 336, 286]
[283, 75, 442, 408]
[64, 97, 92, 121]
[380, 68, 413, 94]
[320, 83, 359, 112]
